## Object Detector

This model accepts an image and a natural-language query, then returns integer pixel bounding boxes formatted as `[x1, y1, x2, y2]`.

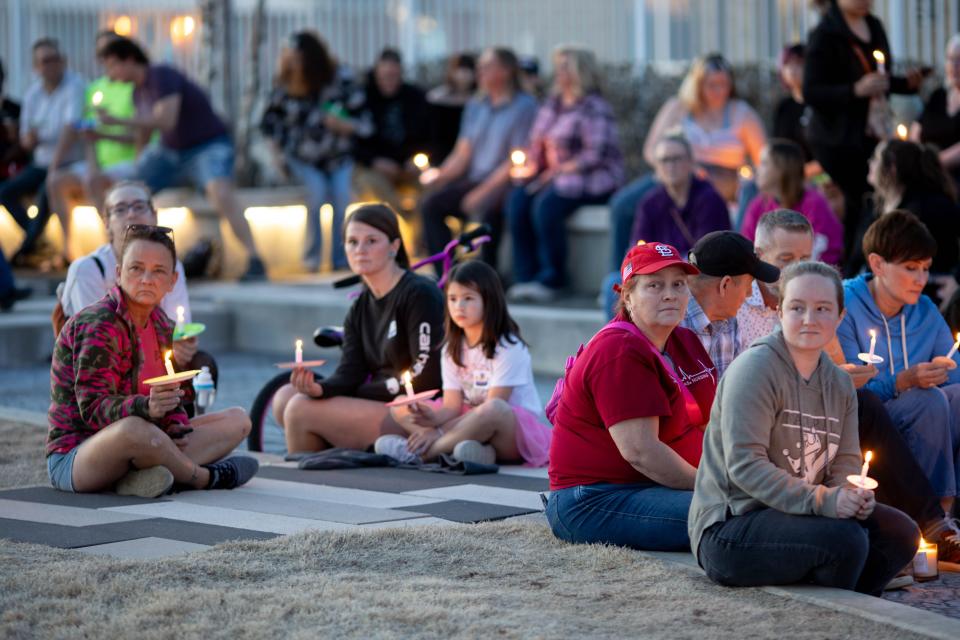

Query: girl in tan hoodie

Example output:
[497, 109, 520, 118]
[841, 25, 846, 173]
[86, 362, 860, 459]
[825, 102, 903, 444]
[689, 261, 918, 595]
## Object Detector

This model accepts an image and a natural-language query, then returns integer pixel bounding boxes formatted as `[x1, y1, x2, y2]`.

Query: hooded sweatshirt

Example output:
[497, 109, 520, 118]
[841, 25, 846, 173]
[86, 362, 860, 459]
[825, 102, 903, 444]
[837, 274, 960, 401]
[688, 328, 861, 559]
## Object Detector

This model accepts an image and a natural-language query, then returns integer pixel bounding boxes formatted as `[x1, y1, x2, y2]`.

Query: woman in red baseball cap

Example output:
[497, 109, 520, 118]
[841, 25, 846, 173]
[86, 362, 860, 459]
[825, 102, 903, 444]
[545, 241, 717, 550]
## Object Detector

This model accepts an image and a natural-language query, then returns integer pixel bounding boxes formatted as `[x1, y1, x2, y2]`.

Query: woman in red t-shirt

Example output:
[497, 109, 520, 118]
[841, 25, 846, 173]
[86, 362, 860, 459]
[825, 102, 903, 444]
[546, 242, 717, 550]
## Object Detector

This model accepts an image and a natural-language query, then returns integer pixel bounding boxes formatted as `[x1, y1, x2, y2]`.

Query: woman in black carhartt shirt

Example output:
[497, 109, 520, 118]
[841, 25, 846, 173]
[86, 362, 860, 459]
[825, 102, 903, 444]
[274, 203, 445, 453]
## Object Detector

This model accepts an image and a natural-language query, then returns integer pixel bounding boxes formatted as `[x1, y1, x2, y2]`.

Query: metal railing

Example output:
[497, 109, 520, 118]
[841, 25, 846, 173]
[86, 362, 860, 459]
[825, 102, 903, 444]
[2, 0, 958, 116]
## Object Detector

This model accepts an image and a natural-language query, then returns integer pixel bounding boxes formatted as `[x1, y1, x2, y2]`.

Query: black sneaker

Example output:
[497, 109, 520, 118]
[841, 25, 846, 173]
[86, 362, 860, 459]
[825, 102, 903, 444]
[203, 455, 259, 490]
[239, 257, 267, 282]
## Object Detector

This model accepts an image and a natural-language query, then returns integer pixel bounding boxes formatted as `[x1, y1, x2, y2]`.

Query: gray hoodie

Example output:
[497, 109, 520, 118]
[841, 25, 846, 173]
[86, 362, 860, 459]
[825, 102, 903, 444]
[688, 328, 861, 558]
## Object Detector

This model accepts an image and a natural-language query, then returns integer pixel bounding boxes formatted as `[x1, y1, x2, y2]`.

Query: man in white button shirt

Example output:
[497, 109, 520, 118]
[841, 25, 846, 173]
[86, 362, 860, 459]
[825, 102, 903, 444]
[0, 38, 84, 266]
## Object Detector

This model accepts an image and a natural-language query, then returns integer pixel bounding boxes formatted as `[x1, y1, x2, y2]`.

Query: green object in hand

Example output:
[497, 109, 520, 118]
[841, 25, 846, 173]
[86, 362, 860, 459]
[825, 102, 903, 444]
[323, 102, 349, 119]
[174, 322, 206, 341]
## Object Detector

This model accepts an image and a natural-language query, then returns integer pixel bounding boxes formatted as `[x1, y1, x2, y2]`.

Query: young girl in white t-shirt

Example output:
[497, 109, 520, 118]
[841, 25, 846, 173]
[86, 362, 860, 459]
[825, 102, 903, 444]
[376, 261, 551, 466]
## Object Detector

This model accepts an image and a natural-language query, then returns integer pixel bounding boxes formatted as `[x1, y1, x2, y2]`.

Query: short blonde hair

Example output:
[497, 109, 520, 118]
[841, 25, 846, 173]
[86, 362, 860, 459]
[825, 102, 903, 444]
[552, 45, 602, 98]
[677, 53, 735, 116]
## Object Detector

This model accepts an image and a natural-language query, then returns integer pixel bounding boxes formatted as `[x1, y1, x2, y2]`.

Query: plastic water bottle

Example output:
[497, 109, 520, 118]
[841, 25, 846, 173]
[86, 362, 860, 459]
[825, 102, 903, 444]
[194, 366, 215, 415]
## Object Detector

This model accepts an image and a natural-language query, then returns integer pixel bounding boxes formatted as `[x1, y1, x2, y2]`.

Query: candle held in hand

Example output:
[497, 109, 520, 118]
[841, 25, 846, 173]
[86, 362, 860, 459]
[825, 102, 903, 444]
[402, 370, 415, 398]
[164, 350, 175, 376]
[858, 450, 873, 496]
[295, 339, 303, 364]
[873, 50, 885, 74]
[946, 332, 960, 360]
[896, 123, 908, 140]
[510, 149, 526, 167]
[412, 153, 429, 170]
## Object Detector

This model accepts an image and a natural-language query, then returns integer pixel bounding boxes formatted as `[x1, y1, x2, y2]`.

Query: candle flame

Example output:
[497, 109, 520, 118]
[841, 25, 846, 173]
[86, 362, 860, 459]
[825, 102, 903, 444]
[296, 339, 303, 350]
[955, 332, 959, 343]
[91, 91, 104, 106]
[872, 50, 885, 65]
[510, 149, 527, 166]
[896, 123, 908, 140]
[402, 370, 412, 385]
[869, 329, 876, 339]
[176, 305, 184, 322]
[738, 165, 753, 180]
[864, 451, 873, 464]
[412, 153, 429, 170]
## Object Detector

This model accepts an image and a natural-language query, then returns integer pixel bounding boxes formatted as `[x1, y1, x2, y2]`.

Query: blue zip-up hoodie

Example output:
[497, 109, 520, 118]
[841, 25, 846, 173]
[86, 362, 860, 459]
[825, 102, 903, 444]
[837, 274, 960, 400]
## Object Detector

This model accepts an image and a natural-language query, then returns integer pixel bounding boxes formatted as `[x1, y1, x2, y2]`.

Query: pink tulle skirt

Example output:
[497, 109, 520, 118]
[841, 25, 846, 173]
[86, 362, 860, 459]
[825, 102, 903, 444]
[427, 400, 552, 467]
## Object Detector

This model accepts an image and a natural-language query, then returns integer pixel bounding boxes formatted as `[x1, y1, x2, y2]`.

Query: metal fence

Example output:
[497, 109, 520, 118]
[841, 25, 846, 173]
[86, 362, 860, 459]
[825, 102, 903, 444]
[2, 0, 959, 117]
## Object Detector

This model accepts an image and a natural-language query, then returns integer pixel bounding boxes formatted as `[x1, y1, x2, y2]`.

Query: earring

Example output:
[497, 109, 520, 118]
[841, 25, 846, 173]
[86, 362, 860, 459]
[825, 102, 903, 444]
[389, 250, 397, 258]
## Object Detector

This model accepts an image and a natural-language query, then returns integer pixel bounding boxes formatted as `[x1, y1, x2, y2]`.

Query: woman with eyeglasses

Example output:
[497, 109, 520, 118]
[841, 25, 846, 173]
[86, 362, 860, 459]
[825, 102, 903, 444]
[607, 53, 767, 277]
[260, 31, 372, 272]
[47, 222, 257, 498]
[57, 181, 218, 416]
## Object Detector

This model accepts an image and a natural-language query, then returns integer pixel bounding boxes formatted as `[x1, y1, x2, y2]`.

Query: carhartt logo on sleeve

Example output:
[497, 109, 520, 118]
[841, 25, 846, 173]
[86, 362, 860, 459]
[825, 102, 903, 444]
[655, 244, 674, 257]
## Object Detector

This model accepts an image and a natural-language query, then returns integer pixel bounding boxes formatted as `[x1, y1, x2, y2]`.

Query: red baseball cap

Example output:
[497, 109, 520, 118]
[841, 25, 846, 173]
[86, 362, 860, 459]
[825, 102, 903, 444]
[618, 241, 699, 287]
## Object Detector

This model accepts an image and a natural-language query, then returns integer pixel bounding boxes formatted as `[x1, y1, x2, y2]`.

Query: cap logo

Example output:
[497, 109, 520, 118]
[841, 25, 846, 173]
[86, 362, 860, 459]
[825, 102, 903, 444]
[654, 244, 674, 257]
[622, 263, 634, 280]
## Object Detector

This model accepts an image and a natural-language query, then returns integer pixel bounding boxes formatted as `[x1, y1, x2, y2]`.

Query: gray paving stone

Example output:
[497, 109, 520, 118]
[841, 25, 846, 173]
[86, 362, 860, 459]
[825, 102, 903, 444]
[170, 490, 430, 525]
[75, 537, 211, 559]
[0, 498, 151, 527]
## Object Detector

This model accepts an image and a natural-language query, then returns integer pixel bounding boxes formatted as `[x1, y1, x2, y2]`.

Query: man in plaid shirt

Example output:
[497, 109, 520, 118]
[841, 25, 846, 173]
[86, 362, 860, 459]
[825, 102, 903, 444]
[680, 231, 779, 378]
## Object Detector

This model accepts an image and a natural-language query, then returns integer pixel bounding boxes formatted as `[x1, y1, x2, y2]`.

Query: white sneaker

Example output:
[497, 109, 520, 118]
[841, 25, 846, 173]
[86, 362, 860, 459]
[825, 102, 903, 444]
[506, 282, 534, 302]
[115, 466, 174, 498]
[452, 440, 497, 465]
[509, 281, 558, 303]
[374, 435, 421, 465]
[883, 574, 914, 590]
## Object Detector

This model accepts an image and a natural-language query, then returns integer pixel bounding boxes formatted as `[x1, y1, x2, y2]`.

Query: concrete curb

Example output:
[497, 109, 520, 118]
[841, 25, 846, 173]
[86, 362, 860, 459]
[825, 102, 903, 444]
[644, 550, 960, 639]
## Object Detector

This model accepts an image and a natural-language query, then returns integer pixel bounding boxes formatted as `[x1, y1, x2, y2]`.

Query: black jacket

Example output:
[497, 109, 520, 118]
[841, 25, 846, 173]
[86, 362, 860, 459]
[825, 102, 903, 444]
[899, 189, 960, 280]
[803, 5, 913, 150]
[354, 72, 429, 167]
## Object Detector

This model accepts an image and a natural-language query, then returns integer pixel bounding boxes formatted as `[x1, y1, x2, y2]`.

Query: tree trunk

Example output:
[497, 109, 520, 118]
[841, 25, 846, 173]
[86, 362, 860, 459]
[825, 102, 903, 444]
[234, 0, 267, 186]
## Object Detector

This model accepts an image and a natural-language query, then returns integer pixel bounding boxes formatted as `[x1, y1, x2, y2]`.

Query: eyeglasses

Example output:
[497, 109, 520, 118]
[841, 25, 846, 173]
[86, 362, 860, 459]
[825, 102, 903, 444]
[656, 154, 691, 165]
[108, 200, 153, 218]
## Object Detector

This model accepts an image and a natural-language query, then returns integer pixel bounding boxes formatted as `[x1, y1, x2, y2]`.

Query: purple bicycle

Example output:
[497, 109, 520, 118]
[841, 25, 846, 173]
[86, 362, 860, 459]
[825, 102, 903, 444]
[246, 224, 492, 452]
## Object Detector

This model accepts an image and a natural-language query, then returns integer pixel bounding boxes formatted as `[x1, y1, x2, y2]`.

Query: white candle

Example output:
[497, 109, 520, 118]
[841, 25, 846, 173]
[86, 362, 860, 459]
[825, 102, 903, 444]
[91, 91, 103, 107]
[510, 149, 527, 168]
[868, 329, 877, 361]
[402, 370, 415, 398]
[175, 305, 185, 334]
[946, 332, 960, 360]
[913, 538, 939, 581]
[412, 153, 429, 170]
[164, 350, 175, 376]
[873, 50, 885, 74]
[295, 339, 303, 364]
[858, 451, 873, 493]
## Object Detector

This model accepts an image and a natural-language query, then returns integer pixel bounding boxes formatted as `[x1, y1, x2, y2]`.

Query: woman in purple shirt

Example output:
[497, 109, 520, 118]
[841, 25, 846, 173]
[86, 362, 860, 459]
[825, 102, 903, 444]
[506, 47, 624, 303]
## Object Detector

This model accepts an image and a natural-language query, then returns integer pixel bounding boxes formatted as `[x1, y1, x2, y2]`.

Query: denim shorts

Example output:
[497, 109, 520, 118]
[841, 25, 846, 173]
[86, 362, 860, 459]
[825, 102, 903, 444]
[136, 135, 235, 192]
[47, 447, 79, 493]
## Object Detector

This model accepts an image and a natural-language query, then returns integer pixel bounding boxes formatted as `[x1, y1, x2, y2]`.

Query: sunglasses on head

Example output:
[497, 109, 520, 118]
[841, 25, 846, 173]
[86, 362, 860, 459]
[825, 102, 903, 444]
[123, 223, 174, 241]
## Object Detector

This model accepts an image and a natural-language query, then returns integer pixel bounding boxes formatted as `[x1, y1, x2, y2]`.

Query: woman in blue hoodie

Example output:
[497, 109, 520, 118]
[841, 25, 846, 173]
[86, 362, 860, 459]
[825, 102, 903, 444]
[838, 211, 960, 517]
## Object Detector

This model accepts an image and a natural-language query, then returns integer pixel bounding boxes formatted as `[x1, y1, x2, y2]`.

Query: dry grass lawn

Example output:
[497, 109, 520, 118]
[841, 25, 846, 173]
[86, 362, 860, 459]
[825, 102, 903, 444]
[0, 418, 935, 639]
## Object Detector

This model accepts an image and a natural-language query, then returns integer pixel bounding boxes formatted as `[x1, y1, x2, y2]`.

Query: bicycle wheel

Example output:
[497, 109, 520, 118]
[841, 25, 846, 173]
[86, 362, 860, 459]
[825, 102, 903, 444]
[247, 371, 292, 453]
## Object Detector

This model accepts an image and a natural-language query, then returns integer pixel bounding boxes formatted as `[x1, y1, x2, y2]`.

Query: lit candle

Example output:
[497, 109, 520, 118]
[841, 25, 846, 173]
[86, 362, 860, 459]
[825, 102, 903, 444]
[295, 339, 303, 364]
[402, 370, 415, 398]
[175, 305, 185, 334]
[867, 329, 877, 361]
[913, 538, 939, 581]
[946, 332, 960, 360]
[896, 123, 908, 140]
[412, 153, 429, 171]
[858, 450, 873, 494]
[873, 50, 885, 74]
[738, 165, 753, 180]
[91, 91, 103, 107]
[164, 350, 175, 376]
[510, 149, 527, 168]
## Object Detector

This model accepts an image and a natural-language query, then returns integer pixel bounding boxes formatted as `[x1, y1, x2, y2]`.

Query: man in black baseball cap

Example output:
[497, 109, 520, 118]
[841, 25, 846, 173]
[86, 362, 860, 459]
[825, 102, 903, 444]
[680, 231, 780, 377]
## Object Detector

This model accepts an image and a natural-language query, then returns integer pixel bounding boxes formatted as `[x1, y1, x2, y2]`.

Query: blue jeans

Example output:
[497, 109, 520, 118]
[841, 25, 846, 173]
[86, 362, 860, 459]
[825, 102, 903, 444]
[698, 504, 919, 596]
[286, 157, 352, 269]
[884, 385, 960, 497]
[608, 174, 656, 270]
[546, 482, 692, 550]
[136, 136, 235, 192]
[47, 447, 80, 492]
[0, 164, 50, 256]
[507, 185, 610, 289]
